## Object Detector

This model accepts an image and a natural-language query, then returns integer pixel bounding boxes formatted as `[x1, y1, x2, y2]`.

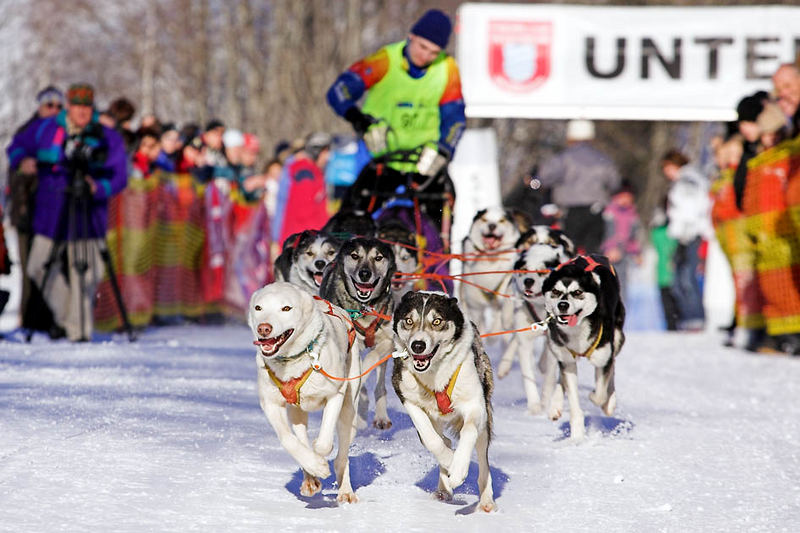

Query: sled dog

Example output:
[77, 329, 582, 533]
[392, 291, 496, 512]
[541, 255, 626, 441]
[250, 282, 361, 502]
[459, 207, 520, 334]
[320, 237, 397, 429]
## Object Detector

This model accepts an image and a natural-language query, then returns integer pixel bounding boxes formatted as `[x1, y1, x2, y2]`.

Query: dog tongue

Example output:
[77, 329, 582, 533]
[566, 314, 578, 327]
[483, 236, 500, 250]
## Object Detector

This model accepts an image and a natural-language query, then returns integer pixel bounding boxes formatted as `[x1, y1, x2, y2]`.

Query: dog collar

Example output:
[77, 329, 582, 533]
[414, 362, 463, 415]
[567, 324, 603, 359]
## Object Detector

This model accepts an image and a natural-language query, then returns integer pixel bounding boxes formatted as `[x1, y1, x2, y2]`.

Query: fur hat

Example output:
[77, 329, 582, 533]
[566, 119, 595, 141]
[410, 9, 452, 49]
[67, 83, 94, 106]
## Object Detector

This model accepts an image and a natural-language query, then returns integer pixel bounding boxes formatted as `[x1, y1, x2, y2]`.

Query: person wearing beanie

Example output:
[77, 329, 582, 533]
[733, 90, 769, 210]
[6, 82, 128, 342]
[326, 8, 465, 238]
[538, 118, 621, 255]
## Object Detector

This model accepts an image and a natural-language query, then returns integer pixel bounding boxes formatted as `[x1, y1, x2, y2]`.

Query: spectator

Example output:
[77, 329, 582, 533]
[105, 97, 137, 153]
[131, 128, 162, 179]
[771, 63, 800, 136]
[262, 158, 282, 220]
[661, 149, 712, 331]
[7, 85, 64, 337]
[650, 201, 680, 331]
[502, 165, 555, 226]
[757, 101, 789, 149]
[6, 83, 128, 342]
[271, 132, 331, 245]
[178, 136, 204, 174]
[600, 180, 642, 293]
[239, 133, 265, 202]
[538, 119, 621, 254]
[155, 123, 182, 172]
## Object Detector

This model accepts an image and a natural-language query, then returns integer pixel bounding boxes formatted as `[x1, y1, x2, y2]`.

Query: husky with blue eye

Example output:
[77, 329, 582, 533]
[541, 255, 626, 441]
[392, 291, 496, 512]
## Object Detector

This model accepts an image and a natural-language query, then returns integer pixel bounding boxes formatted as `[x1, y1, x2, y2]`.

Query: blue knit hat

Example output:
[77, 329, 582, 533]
[410, 9, 452, 49]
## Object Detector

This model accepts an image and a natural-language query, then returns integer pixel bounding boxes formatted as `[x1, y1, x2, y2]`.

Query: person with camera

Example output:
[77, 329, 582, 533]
[326, 9, 465, 236]
[6, 83, 128, 341]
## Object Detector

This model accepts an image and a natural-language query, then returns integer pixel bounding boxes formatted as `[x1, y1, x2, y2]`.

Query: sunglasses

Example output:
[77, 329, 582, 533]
[43, 102, 62, 109]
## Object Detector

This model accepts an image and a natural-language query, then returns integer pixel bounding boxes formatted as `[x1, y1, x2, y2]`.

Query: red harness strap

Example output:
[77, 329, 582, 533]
[352, 304, 389, 348]
[313, 295, 357, 350]
[265, 365, 314, 405]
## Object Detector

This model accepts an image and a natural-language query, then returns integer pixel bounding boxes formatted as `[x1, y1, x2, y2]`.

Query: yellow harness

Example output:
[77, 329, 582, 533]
[265, 364, 314, 405]
[413, 363, 463, 415]
[567, 324, 603, 359]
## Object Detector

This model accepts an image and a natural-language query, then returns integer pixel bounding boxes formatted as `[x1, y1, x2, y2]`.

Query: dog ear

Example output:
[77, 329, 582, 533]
[472, 209, 487, 222]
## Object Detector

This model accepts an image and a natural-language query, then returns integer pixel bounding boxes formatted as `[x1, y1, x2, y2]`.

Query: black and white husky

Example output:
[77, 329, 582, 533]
[273, 230, 341, 294]
[392, 291, 496, 512]
[497, 239, 571, 414]
[541, 255, 626, 441]
[320, 237, 397, 430]
[459, 207, 520, 335]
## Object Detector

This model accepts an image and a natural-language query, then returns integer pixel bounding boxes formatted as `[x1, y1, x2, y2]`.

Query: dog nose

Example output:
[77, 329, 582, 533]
[314, 260, 326, 270]
[523, 278, 534, 289]
[557, 301, 570, 313]
[257, 322, 272, 338]
[487, 222, 497, 232]
[358, 268, 372, 282]
[410, 340, 427, 354]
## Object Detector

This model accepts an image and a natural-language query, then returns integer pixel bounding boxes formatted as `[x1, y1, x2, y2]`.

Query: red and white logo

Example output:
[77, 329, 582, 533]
[488, 20, 552, 92]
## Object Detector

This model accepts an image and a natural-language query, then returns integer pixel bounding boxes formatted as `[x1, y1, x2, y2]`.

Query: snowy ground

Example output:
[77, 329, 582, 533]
[1, 324, 798, 532]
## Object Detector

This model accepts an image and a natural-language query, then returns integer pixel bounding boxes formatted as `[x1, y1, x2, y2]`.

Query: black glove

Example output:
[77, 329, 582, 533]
[344, 107, 376, 136]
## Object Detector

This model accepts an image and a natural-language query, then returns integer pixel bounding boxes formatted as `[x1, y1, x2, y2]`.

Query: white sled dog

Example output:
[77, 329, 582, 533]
[392, 291, 496, 512]
[250, 282, 361, 502]
[459, 207, 520, 335]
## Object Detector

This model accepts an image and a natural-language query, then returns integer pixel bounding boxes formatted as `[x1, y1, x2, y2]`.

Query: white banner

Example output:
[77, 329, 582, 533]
[457, 3, 800, 121]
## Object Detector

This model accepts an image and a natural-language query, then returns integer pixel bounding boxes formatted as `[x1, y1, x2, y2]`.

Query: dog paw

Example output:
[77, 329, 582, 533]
[372, 417, 392, 430]
[300, 476, 322, 497]
[303, 454, 330, 480]
[337, 491, 358, 504]
[527, 402, 543, 416]
[447, 462, 468, 490]
[313, 439, 333, 457]
[589, 390, 606, 407]
[603, 392, 617, 416]
[479, 499, 497, 513]
[548, 405, 562, 421]
[497, 360, 512, 379]
[569, 424, 585, 442]
[433, 490, 453, 502]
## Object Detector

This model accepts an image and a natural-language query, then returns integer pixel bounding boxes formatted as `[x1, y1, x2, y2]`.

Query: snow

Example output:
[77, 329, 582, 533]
[2, 324, 799, 532]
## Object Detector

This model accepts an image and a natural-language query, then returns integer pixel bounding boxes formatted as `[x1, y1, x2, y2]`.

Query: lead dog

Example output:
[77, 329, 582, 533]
[459, 207, 520, 335]
[392, 291, 496, 512]
[320, 237, 397, 430]
[541, 255, 625, 441]
[249, 282, 361, 502]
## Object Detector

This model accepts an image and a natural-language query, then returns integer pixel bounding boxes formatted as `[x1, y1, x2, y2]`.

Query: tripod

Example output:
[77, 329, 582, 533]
[26, 166, 135, 342]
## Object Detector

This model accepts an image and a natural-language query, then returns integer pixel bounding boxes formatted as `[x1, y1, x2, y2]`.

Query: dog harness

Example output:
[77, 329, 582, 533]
[414, 362, 463, 415]
[313, 295, 357, 351]
[352, 304, 390, 348]
[264, 364, 314, 405]
[567, 324, 604, 359]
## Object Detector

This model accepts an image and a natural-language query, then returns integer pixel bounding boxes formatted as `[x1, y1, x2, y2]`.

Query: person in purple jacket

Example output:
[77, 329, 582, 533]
[600, 180, 642, 295]
[6, 83, 128, 341]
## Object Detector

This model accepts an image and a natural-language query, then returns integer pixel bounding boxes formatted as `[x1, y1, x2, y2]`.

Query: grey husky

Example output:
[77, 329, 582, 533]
[320, 237, 397, 430]
[392, 291, 496, 512]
